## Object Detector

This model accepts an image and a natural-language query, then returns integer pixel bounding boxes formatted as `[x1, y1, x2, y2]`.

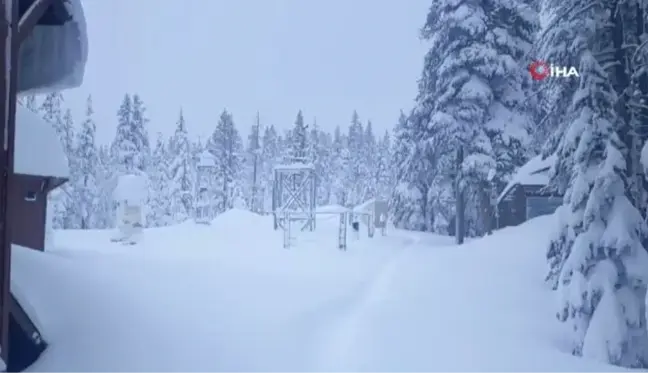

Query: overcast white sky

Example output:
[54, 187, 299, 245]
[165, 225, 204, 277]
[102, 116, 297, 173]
[64, 0, 430, 143]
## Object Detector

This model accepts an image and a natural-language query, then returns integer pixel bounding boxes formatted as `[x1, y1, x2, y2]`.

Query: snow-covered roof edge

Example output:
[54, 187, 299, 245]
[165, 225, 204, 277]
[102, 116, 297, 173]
[15, 106, 69, 178]
[17, 0, 88, 95]
[496, 154, 557, 204]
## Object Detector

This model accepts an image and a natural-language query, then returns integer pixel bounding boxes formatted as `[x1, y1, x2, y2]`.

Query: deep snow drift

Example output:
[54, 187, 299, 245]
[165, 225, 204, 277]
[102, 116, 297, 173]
[9, 209, 630, 371]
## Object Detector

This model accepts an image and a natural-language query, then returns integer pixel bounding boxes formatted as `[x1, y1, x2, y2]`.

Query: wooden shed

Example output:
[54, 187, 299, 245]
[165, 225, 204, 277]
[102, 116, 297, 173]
[10, 105, 69, 251]
[496, 154, 562, 229]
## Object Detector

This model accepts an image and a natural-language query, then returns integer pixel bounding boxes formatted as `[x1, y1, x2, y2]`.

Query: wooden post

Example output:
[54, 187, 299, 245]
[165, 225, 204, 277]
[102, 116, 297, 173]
[0, 0, 18, 363]
[455, 146, 465, 245]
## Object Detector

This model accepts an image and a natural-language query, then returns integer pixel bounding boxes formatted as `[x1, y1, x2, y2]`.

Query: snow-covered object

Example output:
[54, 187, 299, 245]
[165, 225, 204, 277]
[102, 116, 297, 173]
[113, 174, 147, 244]
[113, 174, 147, 206]
[17, 0, 88, 95]
[14, 105, 69, 178]
[497, 154, 558, 203]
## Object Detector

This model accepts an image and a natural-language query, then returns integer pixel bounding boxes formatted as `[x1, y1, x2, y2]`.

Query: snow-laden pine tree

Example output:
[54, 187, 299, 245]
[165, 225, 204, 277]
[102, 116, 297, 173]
[111, 93, 149, 175]
[19, 94, 38, 112]
[207, 110, 245, 212]
[40, 91, 64, 132]
[167, 110, 194, 222]
[147, 133, 173, 226]
[346, 111, 365, 205]
[375, 130, 393, 201]
[544, 0, 648, 366]
[555, 52, 648, 368]
[245, 114, 262, 212]
[362, 120, 377, 201]
[131, 94, 151, 172]
[260, 125, 280, 212]
[95, 144, 115, 229]
[289, 110, 308, 162]
[112, 94, 138, 173]
[410, 0, 535, 236]
[73, 96, 99, 229]
[331, 126, 349, 206]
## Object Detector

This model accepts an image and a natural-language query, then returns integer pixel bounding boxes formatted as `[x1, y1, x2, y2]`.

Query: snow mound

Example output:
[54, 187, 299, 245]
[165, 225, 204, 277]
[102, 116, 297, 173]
[317, 204, 349, 213]
[211, 208, 269, 228]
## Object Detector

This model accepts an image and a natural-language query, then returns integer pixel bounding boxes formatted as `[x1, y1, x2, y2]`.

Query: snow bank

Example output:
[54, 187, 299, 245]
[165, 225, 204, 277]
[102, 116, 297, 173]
[211, 208, 270, 232]
[13, 211, 629, 371]
[317, 204, 349, 213]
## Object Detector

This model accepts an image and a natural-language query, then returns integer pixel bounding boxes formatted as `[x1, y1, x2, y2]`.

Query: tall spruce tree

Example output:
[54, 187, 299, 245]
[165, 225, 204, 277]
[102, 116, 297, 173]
[207, 110, 244, 212]
[542, 0, 648, 366]
[73, 95, 99, 229]
[167, 109, 194, 221]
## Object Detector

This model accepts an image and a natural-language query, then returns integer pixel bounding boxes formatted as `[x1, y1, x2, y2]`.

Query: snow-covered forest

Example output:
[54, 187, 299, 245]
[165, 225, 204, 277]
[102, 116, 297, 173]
[394, 0, 648, 368]
[19, 93, 395, 230]
[19, 0, 648, 367]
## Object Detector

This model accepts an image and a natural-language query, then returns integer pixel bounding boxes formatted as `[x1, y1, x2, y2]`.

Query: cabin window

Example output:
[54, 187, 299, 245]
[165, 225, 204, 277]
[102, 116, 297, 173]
[526, 196, 561, 220]
[24, 192, 37, 202]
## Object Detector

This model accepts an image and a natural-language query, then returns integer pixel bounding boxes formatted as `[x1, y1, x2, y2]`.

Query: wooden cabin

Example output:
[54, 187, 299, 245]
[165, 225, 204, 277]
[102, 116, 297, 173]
[5, 0, 88, 371]
[496, 154, 562, 229]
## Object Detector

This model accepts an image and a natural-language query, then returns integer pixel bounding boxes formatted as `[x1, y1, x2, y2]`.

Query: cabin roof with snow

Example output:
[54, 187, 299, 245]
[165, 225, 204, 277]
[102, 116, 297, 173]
[197, 150, 216, 168]
[18, 0, 88, 95]
[497, 154, 557, 204]
[15, 106, 69, 179]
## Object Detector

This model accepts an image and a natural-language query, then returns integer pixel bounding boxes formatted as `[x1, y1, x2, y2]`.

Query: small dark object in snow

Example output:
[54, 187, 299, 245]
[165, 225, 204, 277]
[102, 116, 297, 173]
[351, 222, 359, 232]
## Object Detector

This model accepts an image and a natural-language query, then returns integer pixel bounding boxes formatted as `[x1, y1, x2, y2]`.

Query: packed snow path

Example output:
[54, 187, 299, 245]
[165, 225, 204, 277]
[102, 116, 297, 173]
[10, 210, 628, 371]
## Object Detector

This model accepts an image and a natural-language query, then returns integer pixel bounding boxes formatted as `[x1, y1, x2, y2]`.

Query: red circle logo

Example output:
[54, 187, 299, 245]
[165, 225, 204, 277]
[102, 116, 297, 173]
[529, 60, 550, 81]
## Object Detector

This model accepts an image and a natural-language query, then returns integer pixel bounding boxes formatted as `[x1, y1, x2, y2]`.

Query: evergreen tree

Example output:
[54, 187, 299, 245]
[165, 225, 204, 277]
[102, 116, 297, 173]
[375, 130, 393, 200]
[362, 120, 377, 200]
[19, 94, 38, 112]
[260, 125, 280, 212]
[111, 93, 150, 175]
[346, 111, 365, 205]
[147, 132, 173, 226]
[73, 95, 99, 229]
[167, 109, 194, 221]
[289, 110, 308, 162]
[207, 110, 244, 212]
[111, 94, 137, 173]
[131, 94, 151, 172]
[331, 126, 349, 206]
[543, 0, 648, 366]
[245, 113, 262, 212]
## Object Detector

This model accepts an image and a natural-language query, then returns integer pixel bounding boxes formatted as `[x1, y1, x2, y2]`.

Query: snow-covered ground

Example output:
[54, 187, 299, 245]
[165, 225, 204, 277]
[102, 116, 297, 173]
[10, 209, 631, 371]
